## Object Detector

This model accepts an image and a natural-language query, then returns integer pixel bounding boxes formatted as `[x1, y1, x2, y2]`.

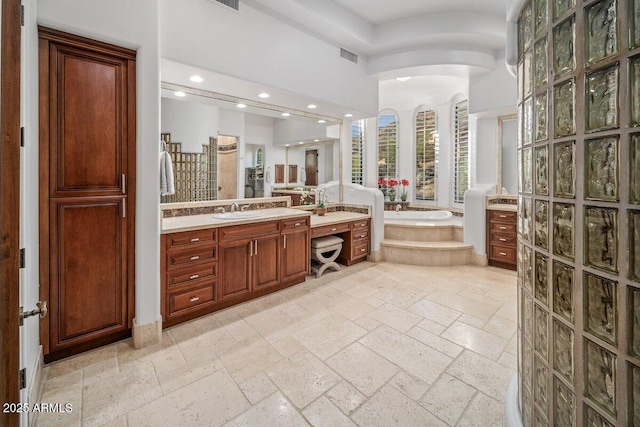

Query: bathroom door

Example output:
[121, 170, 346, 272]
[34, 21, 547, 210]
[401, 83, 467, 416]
[305, 150, 318, 186]
[38, 28, 136, 361]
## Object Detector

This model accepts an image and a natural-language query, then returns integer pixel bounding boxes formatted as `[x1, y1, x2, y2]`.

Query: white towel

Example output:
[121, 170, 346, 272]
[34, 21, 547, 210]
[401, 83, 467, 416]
[300, 167, 306, 183]
[160, 149, 175, 196]
[265, 167, 272, 183]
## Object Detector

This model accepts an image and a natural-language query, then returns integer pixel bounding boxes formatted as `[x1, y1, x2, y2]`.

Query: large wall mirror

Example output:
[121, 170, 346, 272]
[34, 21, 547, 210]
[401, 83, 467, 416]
[160, 82, 341, 203]
[497, 114, 518, 195]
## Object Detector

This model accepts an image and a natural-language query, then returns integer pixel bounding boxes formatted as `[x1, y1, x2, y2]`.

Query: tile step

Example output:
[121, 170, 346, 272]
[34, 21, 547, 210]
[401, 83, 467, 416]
[380, 239, 473, 266]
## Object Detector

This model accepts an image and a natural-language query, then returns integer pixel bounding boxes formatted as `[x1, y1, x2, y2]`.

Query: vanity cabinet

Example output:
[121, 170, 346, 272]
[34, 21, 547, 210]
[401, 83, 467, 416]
[281, 218, 310, 283]
[486, 209, 517, 270]
[340, 219, 370, 265]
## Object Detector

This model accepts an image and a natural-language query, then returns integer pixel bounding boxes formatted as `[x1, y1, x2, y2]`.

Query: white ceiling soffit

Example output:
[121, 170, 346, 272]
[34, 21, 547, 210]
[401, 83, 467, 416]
[247, 0, 508, 79]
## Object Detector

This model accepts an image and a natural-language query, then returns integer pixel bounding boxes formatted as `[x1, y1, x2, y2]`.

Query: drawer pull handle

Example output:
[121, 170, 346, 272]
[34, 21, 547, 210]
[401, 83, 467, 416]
[331, 228, 337, 231]
[190, 297, 200, 303]
[499, 215, 507, 218]
[499, 226, 507, 230]
[190, 238, 200, 242]
[360, 234, 366, 238]
[190, 256, 200, 260]
[361, 248, 366, 252]
[499, 252, 507, 256]
[295, 222, 301, 226]
[499, 238, 507, 242]
[190, 274, 199, 280]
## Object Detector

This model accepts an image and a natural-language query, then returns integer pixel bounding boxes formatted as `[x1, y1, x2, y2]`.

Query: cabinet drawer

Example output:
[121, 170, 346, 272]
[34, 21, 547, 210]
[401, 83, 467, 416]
[281, 217, 309, 232]
[312, 222, 350, 238]
[167, 244, 217, 269]
[490, 221, 517, 234]
[169, 283, 216, 315]
[219, 220, 279, 241]
[489, 232, 517, 247]
[168, 228, 217, 248]
[167, 263, 217, 288]
[352, 228, 369, 243]
[352, 240, 370, 259]
[489, 244, 516, 264]
[488, 210, 517, 223]
[351, 219, 370, 230]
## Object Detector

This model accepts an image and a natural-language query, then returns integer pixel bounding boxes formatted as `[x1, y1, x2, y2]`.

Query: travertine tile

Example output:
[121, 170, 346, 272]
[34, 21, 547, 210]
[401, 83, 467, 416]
[497, 351, 518, 370]
[156, 358, 224, 395]
[368, 303, 423, 333]
[326, 343, 399, 396]
[408, 299, 461, 327]
[354, 315, 382, 331]
[374, 285, 427, 308]
[416, 318, 447, 335]
[266, 350, 340, 409]
[458, 313, 487, 329]
[302, 396, 356, 427]
[389, 370, 430, 401]
[446, 350, 514, 403]
[457, 392, 503, 427]
[407, 327, 463, 358]
[36, 370, 83, 427]
[172, 326, 237, 365]
[238, 372, 278, 405]
[217, 336, 284, 382]
[494, 301, 518, 321]
[426, 290, 502, 321]
[325, 381, 367, 415]
[46, 345, 117, 380]
[214, 311, 260, 342]
[225, 392, 308, 427]
[352, 385, 448, 427]
[483, 314, 517, 341]
[294, 314, 367, 360]
[117, 331, 186, 377]
[419, 374, 477, 426]
[331, 296, 376, 320]
[271, 336, 305, 357]
[441, 321, 507, 360]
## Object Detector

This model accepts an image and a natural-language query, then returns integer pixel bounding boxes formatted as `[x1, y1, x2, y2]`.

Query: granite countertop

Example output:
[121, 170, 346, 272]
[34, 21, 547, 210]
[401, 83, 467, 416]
[161, 207, 311, 234]
[487, 203, 517, 212]
[310, 211, 371, 228]
[271, 189, 314, 194]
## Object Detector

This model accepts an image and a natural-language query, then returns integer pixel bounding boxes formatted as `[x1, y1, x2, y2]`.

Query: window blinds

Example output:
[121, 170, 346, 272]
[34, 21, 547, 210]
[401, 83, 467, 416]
[453, 100, 469, 203]
[378, 113, 398, 181]
[415, 110, 437, 201]
[351, 120, 364, 185]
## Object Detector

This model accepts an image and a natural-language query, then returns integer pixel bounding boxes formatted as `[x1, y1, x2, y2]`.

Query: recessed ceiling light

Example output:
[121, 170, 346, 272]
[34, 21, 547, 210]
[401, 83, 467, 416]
[299, 141, 304, 145]
[281, 112, 290, 117]
[307, 104, 317, 109]
[285, 144, 290, 147]
[174, 91, 186, 97]
[189, 75, 204, 83]
[395, 76, 411, 82]
[258, 92, 270, 98]
[314, 139, 319, 142]
[318, 120, 326, 124]
[344, 113, 353, 118]
[236, 103, 247, 109]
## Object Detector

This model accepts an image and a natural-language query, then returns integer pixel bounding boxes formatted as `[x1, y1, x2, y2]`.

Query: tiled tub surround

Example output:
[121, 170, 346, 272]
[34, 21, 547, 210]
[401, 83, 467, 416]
[34, 262, 517, 426]
[161, 197, 292, 219]
[514, 1, 640, 425]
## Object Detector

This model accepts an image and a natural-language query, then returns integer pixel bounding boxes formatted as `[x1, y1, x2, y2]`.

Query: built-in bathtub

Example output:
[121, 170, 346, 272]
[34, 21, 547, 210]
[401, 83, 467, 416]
[383, 210, 453, 223]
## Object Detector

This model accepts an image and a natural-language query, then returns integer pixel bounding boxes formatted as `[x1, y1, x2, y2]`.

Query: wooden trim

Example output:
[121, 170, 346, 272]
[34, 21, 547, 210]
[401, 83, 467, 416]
[37, 26, 136, 59]
[0, 0, 23, 425]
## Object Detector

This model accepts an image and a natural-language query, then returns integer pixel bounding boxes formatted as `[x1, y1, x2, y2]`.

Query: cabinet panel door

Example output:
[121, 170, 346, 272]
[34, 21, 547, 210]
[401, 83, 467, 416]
[49, 198, 127, 351]
[219, 239, 252, 300]
[281, 230, 309, 282]
[253, 235, 280, 290]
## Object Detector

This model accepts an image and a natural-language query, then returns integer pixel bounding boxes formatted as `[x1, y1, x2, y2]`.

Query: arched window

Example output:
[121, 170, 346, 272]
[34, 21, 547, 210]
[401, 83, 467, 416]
[453, 99, 469, 203]
[351, 120, 364, 185]
[377, 111, 398, 185]
[415, 109, 437, 201]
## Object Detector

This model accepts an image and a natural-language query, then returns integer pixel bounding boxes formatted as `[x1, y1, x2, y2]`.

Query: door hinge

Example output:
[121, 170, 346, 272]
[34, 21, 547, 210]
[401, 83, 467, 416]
[19, 368, 26, 390]
[20, 127, 24, 147]
[19, 248, 25, 268]
[20, 5, 24, 26]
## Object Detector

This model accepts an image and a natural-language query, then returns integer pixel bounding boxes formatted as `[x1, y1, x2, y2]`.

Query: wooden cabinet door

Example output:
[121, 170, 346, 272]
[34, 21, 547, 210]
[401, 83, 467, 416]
[281, 230, 309, 283]
[253, 235, 280, 290]
[219, 239, 252, 301]
[39, 28, 136, 361]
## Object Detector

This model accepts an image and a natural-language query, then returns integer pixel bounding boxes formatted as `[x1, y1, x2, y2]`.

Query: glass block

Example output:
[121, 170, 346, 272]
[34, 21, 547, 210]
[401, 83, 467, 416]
[584, 206, 618, 273]
[536, 145, 549, 195]
[632, 58, 640, 127]
[518, 149, 523, 193]
[553, 261, 574, 323]
[524, 196, 534, 243]
[535, 304, 549, 358]
[524, 97, 534, 146]
[534, 407, 548, 426]
[631, 287, 640, 358]
[535, 37, 549, 89]
[524, 291, 534, 338]
[534, 356, 549, 408]
[525, 50, 534, 98]
[554, 80, 575, 137]
[632, 135, 640, 204]
[554, 140, 575, 198]
[585, 404, 614, 427]
[585, 65, 619, 132]
[554, 16, 576, 76]
[535, 93, 548, 142]
[523, 386, 533, 427]
[584, 339, 616, 416]
[585, 0, 618, 65]
[519, 196, 524, 238]
[535, 200, 549, 250]
[524, 245, 534, 292]
[630, 362, 640, 426]
[524, 147, 533, 193]
[631, 211, 640, 282]
[553, 203, 574, 260]
[553, 319, 574, 382]
[519, 61, 525, 105]
[535, 252, 549, 305]
[630, 0, 640, 48]
[524, 337, 534, 389]
[554, 376, 575, 426]
[523, 1, 534, 49]
[584, 272, 617, 346]
[553, 0, 575, 20]
[585, 136, 619, 202]
[535, 0, 548, 35]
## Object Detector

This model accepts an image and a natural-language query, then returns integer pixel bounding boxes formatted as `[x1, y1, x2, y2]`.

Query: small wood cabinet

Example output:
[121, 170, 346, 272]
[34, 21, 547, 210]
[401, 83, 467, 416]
[281, 218, 311, 283]
[486, 209, 517, 270]
[312, 218, 371, 266]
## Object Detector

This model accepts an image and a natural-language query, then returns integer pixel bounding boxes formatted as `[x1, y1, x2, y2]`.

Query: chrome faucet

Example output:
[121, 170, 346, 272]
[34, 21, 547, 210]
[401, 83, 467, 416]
[395, 204, 402, 212]
[241, 205, 249, 212]
[231, 202, 240, 213]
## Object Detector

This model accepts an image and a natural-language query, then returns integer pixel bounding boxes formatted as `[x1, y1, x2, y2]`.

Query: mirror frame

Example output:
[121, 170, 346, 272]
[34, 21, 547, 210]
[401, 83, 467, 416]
[497, 114, 517, 195]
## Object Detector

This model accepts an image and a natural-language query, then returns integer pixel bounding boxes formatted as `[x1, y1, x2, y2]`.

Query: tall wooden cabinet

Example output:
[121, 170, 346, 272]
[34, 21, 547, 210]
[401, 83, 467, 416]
[39, 28, 136, 361]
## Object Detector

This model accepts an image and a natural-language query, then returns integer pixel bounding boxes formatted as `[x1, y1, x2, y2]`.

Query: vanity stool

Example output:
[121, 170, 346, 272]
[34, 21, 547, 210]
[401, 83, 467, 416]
[311, 235, 343, 278]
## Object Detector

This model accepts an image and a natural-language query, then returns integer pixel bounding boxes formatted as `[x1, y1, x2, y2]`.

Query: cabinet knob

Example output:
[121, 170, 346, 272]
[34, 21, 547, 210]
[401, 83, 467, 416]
[190, 274, 199, 280]
[190, 296, 200, 303]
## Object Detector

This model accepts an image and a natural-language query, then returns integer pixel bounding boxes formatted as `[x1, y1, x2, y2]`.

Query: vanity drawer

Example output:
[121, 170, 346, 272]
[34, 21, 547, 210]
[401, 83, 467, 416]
[488, 210, 517, 223]
[489, 244, 517, 264]
[489, 232, 517, 247]
[169, 283, 216, 315]
[353, 228, 369, 243]
[167, 244, 217, 269]
[167, 228, 217, 248]
[219, 220, 279, 241]
[351, 219, 370, 230]
[281, 217, 310, 232]
[490, 221, 517, 234]
[352, 240, 370, 259]
[167, 263, 217, 288]
[312, 222, 350, 238]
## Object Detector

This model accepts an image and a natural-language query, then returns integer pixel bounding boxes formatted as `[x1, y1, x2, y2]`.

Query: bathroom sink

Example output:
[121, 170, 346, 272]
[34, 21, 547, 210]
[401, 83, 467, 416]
[212, 211, 264, 220]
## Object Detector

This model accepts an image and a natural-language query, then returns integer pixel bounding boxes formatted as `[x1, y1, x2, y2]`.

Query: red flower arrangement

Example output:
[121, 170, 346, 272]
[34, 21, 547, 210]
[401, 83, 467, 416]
[387, 178, 399, 187]
[400, 179, 410, 201]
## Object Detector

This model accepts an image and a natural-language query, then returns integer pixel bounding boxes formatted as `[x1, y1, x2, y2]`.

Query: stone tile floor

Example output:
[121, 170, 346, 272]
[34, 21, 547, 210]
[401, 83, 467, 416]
[35, 261, 517, 427]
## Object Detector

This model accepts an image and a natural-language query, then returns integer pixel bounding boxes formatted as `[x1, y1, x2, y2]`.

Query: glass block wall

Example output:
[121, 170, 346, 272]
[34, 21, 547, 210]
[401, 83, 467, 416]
[516, 0, 640, 425]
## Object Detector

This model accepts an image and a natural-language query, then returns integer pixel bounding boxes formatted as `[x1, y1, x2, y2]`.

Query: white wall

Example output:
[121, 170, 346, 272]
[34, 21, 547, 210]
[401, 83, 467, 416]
[161, 98, 219, 152]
